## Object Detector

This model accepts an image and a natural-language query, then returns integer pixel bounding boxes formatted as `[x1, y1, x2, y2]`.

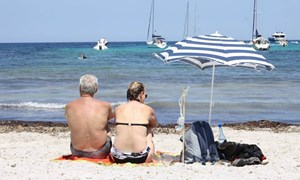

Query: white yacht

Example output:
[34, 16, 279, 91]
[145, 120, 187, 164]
[93, 38, 108, 50]
[268, 32, 288, 46]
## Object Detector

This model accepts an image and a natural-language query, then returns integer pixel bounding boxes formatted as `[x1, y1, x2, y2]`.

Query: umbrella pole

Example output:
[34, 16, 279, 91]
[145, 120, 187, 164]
[208, 65, 215, 125]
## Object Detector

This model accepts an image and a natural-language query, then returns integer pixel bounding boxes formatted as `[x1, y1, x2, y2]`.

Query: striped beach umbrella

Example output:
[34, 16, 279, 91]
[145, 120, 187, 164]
[154, 32, 275, 125]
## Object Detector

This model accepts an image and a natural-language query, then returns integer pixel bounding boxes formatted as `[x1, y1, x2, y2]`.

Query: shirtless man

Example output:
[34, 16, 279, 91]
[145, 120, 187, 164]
[65, 74, 113, 159]
[110, 81, 158, 163]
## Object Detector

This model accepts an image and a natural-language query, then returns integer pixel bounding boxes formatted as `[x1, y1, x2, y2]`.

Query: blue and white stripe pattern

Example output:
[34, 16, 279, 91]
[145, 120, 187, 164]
[154, 32, 275, 71]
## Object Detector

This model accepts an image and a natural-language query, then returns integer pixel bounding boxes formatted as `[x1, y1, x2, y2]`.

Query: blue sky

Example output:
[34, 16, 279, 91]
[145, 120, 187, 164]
[0, 0, 299, 43]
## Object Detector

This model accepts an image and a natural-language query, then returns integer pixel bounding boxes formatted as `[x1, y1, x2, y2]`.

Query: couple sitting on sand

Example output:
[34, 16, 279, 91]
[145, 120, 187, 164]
[65, 74, 158, 163]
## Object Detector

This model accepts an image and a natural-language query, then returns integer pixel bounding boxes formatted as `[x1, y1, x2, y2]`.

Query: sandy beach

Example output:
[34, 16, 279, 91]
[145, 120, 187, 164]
[0, 120, 299, 180]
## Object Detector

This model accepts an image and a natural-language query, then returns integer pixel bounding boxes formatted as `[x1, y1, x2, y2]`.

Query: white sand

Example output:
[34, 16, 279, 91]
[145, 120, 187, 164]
[0, 127, 299, 180]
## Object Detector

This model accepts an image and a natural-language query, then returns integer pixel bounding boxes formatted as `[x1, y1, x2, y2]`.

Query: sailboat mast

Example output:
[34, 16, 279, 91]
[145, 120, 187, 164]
[183, 1, 189, 39]
[147, 0, 154, 40]
[194, 0, 200, 36]
[152, 0, 155, 36]
[251, 0, 257, 40]
[183, 0, 190, 38]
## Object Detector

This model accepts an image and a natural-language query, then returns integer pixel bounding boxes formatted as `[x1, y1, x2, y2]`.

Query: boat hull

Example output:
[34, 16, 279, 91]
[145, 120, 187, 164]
[252, 37, 270, 50]
[269, 39, 288, 47]
[146, 41, 167, 48]
[253, 43, 270, 50]
[93, 45, 108, 50]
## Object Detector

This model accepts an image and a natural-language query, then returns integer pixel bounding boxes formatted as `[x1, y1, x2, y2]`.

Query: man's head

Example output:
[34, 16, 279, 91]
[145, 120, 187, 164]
[79, 74, 98, 96]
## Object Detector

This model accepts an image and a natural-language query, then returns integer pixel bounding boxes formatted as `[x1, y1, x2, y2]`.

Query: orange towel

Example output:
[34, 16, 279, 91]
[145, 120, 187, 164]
[54, 154, 112, 165]
[54, 151, 180, 166]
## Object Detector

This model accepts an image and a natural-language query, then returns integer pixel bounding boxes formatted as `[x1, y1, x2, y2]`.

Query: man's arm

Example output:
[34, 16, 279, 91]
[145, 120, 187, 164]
[108, 103, 114, 121]
[64, 104, 70, 122]
[106, 103, 114, 137]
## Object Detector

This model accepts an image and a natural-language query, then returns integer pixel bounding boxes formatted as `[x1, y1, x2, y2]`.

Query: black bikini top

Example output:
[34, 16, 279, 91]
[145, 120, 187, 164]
[115, 122, 148, 128]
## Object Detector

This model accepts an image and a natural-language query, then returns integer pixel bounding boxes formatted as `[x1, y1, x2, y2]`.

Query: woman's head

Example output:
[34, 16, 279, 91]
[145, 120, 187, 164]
[79, 74, 98, 95]
[127, 81, 147, 102]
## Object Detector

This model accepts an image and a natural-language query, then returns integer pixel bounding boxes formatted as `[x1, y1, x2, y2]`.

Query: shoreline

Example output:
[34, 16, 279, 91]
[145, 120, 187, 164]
[0, 119, 299, 134]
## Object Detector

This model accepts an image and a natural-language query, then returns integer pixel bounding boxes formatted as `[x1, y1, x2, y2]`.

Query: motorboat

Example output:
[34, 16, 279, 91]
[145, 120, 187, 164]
[93, 38, 108, 50]
[268, 32, 288, 46]
[146, 0, 167, 48]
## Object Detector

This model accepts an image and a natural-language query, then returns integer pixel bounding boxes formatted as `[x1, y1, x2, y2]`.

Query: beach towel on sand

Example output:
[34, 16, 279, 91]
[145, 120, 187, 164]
[54, 151, 180, 166]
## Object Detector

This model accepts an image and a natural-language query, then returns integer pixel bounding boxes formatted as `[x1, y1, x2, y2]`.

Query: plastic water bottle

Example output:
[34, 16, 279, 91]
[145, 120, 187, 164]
[218, 123, 227, 144]
[175, 116, 185, 132]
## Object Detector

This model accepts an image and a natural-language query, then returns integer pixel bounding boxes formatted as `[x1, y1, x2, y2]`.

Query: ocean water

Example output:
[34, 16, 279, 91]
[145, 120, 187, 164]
[0, 41, 300, 125]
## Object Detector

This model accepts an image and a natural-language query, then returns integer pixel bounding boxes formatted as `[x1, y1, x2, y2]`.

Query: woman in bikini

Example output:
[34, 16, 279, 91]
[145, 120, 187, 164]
[110, 81, 158, 163]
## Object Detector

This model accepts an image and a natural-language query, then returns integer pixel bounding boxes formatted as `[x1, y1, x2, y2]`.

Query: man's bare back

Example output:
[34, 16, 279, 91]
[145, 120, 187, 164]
[65, 74, 113, 158]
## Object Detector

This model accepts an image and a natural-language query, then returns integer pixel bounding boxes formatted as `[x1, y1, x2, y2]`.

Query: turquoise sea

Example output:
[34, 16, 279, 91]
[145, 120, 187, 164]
[0, 41, 299, 125]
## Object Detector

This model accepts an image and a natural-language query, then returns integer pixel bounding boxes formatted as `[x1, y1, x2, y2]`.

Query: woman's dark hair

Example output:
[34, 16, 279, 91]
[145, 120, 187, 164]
[127, 81, 145, 101]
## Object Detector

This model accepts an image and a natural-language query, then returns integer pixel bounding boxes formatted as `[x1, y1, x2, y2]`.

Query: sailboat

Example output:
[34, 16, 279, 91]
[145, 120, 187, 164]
[251, 0, 270, 50]
[146, 0, 167, 48]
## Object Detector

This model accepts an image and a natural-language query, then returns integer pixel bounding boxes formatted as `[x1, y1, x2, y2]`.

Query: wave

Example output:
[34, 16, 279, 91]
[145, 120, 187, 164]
[0, 101, 165, 110]
[1, 101, 136, 110]
[0, 102, 65, 109]
[111, 101, 126, 108]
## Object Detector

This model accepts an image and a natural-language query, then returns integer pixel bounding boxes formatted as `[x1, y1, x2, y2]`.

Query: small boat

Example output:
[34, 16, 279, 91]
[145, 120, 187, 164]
[146, 0, 167, 48]
[146, 35, 167, 49]
[268, 32, 288, 46]
[79, 53, 87, 60]
[93, 38, 108, 50]
[251, 0, 270, 50]
[252, 36, 270, 50]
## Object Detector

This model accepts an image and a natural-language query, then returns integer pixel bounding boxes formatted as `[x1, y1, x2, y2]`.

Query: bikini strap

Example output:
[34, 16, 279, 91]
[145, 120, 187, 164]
[115, 122, 148, 127]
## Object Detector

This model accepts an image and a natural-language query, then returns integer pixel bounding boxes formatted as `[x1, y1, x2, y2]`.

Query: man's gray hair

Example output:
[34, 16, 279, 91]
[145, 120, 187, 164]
[79, 74, 98, 95]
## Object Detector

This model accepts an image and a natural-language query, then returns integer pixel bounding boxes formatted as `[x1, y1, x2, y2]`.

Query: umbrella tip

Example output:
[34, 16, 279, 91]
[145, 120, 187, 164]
[211, 31, 220, 36]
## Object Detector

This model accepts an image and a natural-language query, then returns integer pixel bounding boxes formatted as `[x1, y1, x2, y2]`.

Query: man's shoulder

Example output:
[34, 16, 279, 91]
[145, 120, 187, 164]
[66, 98, 81, 107]
[94, 99, 112, 107]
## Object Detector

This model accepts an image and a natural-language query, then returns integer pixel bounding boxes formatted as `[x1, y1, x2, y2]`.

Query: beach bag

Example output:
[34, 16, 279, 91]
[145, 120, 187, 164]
[181, 121, 219, 164]
[216, 141, 266, 166]
[216, 141, 265, 161]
